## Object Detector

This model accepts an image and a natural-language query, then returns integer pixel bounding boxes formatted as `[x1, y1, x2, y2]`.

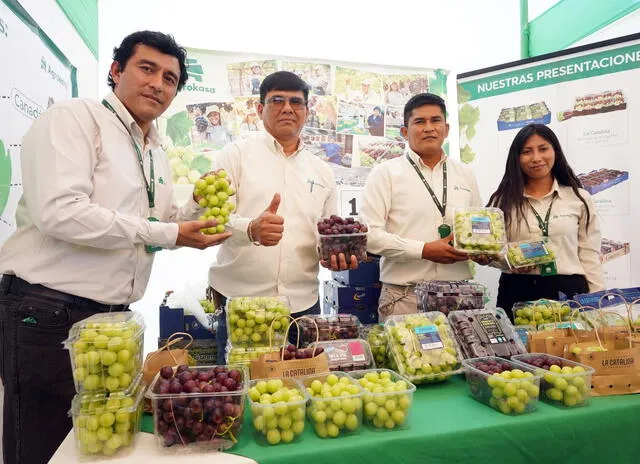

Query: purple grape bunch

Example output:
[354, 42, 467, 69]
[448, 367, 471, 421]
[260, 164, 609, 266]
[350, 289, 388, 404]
[317, 215, 368, 262]
[153, 365, 244, 448]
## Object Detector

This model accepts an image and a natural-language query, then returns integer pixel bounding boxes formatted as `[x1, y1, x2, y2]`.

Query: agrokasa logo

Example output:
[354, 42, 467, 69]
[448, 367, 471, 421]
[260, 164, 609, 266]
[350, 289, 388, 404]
[184, 58, 215, 94]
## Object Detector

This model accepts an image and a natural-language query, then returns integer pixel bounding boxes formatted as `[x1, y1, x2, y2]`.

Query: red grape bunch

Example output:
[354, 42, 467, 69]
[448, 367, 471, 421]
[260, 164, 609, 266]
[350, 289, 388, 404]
[279, 343, 324, 361]
[152, 365, 244, 448]
[317, 215, 368, 262]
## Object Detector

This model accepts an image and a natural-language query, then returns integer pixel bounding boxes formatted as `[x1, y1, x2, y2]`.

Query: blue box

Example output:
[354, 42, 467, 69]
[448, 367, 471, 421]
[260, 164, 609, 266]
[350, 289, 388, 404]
[332, 259, 380, 286]
[159, 304, 216, 340]
[323, 299, 379, 324]
[560, 287, 640, 308]
[323, 279, 381, 310]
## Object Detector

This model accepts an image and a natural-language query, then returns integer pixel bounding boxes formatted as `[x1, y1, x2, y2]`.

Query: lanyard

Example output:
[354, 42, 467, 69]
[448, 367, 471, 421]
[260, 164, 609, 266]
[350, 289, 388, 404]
[527, 192, 557, 237]
[406, 154, 447, 218]
[101, 99, 155, 209]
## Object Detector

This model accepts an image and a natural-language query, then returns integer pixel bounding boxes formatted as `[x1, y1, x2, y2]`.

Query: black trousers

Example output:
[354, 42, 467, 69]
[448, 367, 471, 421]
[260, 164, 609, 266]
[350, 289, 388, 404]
[0, 275, 128, 464]
[496, 273, 589, 323]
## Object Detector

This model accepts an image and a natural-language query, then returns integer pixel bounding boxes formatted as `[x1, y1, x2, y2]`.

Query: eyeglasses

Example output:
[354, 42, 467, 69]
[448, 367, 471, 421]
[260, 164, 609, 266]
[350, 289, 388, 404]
[265, 96, 307, 110]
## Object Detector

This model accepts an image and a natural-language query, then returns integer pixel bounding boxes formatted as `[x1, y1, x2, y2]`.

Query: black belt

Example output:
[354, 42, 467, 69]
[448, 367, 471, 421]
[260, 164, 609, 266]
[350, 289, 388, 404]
[0, 275, 129, 312]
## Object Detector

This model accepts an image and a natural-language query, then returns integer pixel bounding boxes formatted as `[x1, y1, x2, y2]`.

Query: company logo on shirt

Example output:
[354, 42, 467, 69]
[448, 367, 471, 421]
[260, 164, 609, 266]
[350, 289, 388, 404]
[158, 177, 165, 185]
[0, 16, 8, 38]
[454, 185, 472, 193]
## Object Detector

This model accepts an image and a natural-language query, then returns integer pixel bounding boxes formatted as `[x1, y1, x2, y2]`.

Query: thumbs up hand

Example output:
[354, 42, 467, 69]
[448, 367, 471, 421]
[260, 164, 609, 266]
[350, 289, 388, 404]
[248, 193, 284, 246]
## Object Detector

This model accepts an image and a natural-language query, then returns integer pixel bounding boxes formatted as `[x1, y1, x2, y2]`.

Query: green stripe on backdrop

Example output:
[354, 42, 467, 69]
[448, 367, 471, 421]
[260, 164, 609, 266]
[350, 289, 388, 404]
[1, 0, 78, 96]
[459, 40, 640, 100]
[55, 0, 98, 59]
[529, 0, 640, 56]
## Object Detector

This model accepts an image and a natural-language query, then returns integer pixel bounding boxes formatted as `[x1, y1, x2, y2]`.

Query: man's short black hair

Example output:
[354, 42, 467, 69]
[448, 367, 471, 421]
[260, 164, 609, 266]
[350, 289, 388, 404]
[373, 106, 382, 113]
[259, 71, 310, 104]
[107, 31, 188, 92]
[403, 93, 447, 127]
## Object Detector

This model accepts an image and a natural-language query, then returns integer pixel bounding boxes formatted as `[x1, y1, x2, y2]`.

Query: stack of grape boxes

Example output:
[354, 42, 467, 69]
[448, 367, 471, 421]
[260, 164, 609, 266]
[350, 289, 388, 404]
[324, 257, 381, 325]
[158, 291, 217, 365]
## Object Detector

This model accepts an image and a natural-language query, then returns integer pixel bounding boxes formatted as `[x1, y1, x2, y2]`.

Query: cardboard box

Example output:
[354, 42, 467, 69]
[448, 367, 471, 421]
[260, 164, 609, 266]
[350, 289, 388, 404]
[323, 279, 381, 310]
[332, 258, 380, 286]
[159, 304, 215, 340]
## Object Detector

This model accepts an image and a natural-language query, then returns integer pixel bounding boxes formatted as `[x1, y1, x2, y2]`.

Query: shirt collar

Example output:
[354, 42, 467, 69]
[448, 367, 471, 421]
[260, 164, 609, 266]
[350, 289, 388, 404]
[407, 148, 447, 169]
[103, 92, 162, 149]
[523, 178, 563, 200]
[262, 130, 306, 158]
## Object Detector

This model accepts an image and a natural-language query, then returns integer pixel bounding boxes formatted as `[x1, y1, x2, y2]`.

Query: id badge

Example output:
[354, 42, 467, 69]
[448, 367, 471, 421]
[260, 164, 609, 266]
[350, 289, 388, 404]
[145, 216, 163, 253]
[540, 260, 558, 276]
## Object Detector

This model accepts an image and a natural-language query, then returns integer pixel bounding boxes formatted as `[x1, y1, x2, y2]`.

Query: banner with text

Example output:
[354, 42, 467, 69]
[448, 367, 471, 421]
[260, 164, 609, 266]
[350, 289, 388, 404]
[457, 34, 640, 289]
[0, 0, 76, 244]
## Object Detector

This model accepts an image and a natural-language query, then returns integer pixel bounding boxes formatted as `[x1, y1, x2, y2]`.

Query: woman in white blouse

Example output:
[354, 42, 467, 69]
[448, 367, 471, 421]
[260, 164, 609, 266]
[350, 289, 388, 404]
[487, 124, 605, 322]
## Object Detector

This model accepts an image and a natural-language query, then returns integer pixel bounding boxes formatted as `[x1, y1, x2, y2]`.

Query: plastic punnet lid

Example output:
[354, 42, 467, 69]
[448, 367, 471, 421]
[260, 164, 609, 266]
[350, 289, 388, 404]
[64, 311, 145, 348]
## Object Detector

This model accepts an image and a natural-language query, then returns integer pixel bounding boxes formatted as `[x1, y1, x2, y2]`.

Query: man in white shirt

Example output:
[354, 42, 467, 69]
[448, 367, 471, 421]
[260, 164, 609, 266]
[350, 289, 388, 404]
[361, 93, 483, 321]
[209, 71, 357, 362]
[0, 31, 229, 464]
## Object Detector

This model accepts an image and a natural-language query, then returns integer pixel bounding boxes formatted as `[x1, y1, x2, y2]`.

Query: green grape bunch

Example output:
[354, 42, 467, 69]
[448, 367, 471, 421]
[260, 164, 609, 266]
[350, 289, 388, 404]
[194, 170, 236, 235]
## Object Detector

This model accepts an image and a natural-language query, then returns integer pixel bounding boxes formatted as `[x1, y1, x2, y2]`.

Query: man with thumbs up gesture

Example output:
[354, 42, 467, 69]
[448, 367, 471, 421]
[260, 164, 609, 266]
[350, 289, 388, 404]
[208, 71, 358, 362]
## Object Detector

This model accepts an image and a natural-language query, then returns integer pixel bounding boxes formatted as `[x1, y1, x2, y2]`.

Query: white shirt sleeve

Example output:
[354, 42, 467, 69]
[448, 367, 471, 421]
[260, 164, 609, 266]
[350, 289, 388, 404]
[578, 193, 605, 292]
[361, 164, 424, 261]
[21, 105, 178, 250]
[211, 143, 252, 246]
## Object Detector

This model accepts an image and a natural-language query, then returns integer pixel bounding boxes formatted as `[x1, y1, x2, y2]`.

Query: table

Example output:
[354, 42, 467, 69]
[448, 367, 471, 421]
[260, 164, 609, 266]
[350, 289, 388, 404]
[221, 376, 640, 464]
[56, 376, 640, 463]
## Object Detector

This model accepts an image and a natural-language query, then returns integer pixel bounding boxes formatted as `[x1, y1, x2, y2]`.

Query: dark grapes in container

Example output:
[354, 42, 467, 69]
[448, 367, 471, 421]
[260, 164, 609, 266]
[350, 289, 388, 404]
[145, 365, 248, 451]
[317, 215, 368, 263]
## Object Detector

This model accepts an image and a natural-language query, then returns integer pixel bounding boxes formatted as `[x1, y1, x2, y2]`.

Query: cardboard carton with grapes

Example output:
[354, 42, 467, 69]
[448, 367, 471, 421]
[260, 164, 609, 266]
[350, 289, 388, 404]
[71, 376, 145, 456]
[146, 365, 247, 450]
[350, 369, 416, 431]
[247, 378, 308, 445]
[462, 356, 542, 415]
[64, 312, 145, 394]
[512, 353, 594, 407]
[564, 336, 640, 396]
[384, 313, 463, 384]
[453, 207, 507, 255]
[250, 316, 330, 379]
[316, 215, 368, 263]
[300, 372, 364, 438]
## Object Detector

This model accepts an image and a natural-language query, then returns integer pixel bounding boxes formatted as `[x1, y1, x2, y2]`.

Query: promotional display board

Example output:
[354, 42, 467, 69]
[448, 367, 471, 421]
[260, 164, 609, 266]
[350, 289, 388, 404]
[457, 33, 640, 289]
[157, 48, 448, 217]
[0, 0, 76, 244]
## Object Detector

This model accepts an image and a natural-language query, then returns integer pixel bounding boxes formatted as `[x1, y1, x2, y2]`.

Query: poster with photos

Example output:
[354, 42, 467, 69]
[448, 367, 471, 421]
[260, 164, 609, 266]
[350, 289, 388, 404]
[159, 47, 447, 195]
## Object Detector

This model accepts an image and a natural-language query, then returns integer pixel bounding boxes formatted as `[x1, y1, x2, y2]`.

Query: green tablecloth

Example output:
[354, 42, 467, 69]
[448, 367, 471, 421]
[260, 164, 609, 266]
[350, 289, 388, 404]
[142, 375, 640, 464]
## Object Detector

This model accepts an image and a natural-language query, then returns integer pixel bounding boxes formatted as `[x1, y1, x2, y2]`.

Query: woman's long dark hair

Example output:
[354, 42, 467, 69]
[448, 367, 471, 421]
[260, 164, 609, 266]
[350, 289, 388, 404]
[487, 124, 591, 233]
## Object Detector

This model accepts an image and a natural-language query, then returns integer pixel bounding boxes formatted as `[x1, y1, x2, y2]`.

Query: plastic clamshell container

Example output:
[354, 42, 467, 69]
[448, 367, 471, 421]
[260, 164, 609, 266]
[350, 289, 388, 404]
[145, 365, 248, 451]
[512, 298, 573, 327]
[449, 308, 527, 359]
[514, 325, 536, 351]
[70, 374, 145, 457]
[462, 356, 542, 415]
[225, 296, 291, 348]
[299, 371, 364, 438]
[384, 312, 464, 384]
[309, 339, 375, 372]
[453, 207, 507, 255]
[511, 353, 595, 408]
[247, 378, 308, 445]
[298, 314, 361, 347]
[506, 238, 556, 269]
[64, 311, 145, 394]
[225, 341, 278, 370]
[415, 280, 486, 314]
[349, 369, 416, 431]
[367, 324, 391, 369]
[316, 216, 368, 262]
